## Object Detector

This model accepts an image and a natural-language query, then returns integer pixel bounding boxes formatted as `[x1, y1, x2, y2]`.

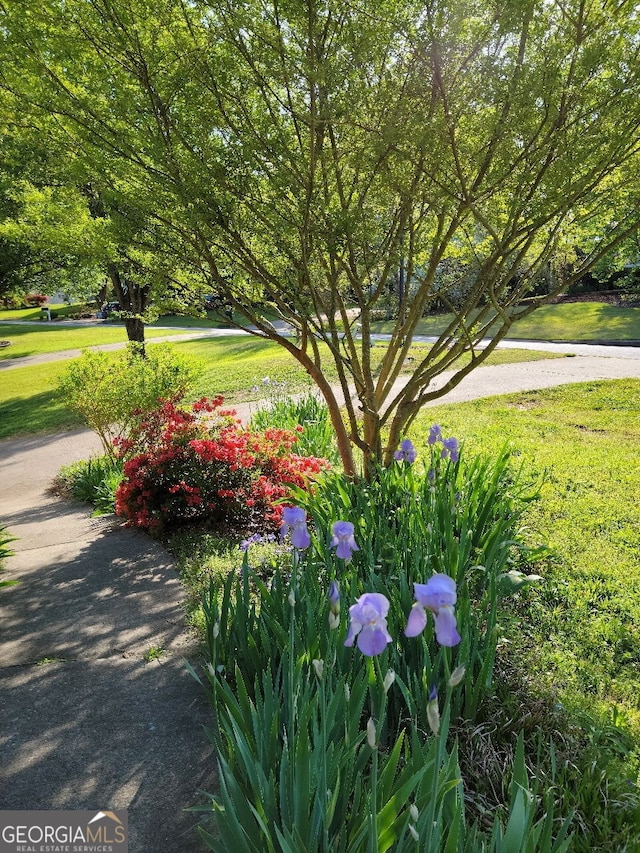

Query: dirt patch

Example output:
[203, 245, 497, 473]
[572, 423, 608, 435]
[508, 397, 543, 410]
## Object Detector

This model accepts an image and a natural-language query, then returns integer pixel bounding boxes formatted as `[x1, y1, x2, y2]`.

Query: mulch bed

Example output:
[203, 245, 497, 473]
[550, 290, 640, 307]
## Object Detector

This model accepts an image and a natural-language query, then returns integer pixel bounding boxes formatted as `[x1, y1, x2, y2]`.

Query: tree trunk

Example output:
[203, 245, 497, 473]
[107, 262, 147, 355]
[362, 411, 383, 482]
[124, 316, 145, 347]
[96, 278, 108, 306]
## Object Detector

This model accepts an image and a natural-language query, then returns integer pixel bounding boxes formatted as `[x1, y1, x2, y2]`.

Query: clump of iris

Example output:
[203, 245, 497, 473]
[428, 424, 459, 463]
[342, 573, 461, 657]
[394, 438, 417, 464]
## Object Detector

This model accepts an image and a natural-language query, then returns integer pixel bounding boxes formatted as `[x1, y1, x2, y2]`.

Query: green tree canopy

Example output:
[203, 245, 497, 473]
[3, 0, 640, 472]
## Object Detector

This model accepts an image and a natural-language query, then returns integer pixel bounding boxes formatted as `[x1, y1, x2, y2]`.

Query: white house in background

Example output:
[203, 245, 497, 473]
[44, 291, 69, 304]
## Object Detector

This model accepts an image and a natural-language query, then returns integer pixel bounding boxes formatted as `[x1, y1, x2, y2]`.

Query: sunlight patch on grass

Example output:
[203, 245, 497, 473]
[0, 323, 173, 360]
[411, 379, 640, 735]
[372, 301, 640, 341]
[0, 304, 83, 322]
[0, 361, 84, 439]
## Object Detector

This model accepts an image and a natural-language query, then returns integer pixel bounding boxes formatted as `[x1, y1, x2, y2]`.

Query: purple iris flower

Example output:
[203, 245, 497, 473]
[344, 592, 392, 656]
[240, 532, 264, 551]
[331, 521, 359, 561]
[441, 437, 459, 463]
[328, 580, 340, 614]
[394, 438, 417, 464]
[428, 424, 442, 445]
[280, 506, 311, 550]
[405, 573, 461, 647]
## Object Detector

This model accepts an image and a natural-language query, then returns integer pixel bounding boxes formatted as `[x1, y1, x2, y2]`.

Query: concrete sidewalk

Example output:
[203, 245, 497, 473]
[0, 431, 213, 851]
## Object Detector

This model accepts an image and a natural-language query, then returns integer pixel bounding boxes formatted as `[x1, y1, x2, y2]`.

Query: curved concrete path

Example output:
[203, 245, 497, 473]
[411, 352, 640, 405]
[0, 431, 214, 851]
[0, 342, 639, 851]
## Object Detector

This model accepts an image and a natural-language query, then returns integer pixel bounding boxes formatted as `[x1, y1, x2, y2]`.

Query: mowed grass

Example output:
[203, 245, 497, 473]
[0, 305, 229, 329]
[0, 304, 84, 322]
[0, 323, 176, 360]
[0, 361, 85, 438]
[411, 379, 640, 736]
[0, 333, 564, 440]
[373, 301, 640, 341]
[176, 336, 567, 402]
[510, 301, 640, 340]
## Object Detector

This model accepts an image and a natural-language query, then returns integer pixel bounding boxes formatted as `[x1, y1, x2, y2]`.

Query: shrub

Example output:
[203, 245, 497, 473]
[114, 396, 330, 536]
[57, 343, 200, 456]
[24, 293, 48, 307]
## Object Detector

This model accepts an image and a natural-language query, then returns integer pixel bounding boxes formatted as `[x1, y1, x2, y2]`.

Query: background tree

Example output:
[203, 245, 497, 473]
[0, 70, 200, 344]
[3, 0, 640, 474]
[0, 109, 103, 306]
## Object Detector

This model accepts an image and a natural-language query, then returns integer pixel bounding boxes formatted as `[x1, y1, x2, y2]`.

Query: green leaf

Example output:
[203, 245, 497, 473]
[497, 569, 544, 596]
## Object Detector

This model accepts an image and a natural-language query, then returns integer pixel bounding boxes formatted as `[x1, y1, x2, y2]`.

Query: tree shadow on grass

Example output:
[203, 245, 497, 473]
[0, 391, 81, 441]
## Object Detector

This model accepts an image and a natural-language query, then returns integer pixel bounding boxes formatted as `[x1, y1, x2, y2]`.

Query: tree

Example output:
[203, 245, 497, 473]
[3, 0, 640, 474]
[0, 131, 100, 306]
[0, 62, 201, 345]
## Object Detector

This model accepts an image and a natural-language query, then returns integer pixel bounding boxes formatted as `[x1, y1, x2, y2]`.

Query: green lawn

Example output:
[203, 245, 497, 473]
[0, 361, 85, 438]
[0, 323, 179, 360]
[0, 303, 86, 322]
[373, 301, 640, 341]
[411, 379, 640, 736]
[0, 303, 276, 327]
[0, 334, 564, 440]
[510, 301, 640, 340]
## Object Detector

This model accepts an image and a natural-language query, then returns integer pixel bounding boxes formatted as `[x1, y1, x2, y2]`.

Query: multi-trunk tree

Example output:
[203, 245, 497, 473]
[3, 0, 640, 474]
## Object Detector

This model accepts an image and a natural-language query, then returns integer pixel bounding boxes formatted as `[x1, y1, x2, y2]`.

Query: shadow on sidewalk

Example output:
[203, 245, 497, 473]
[0, 657, 214, 850]
[0, 509, 215, 851]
